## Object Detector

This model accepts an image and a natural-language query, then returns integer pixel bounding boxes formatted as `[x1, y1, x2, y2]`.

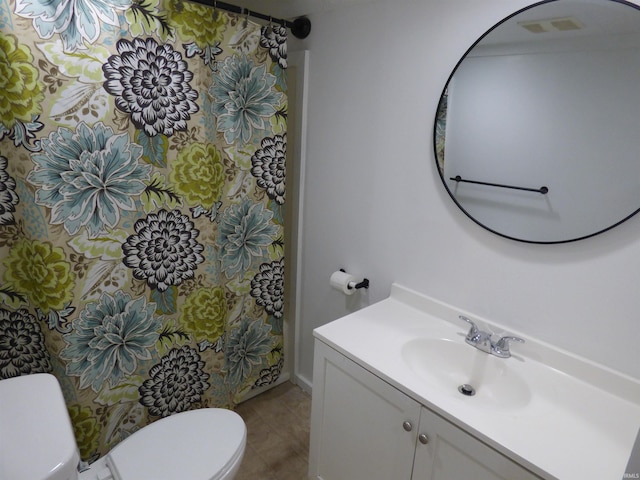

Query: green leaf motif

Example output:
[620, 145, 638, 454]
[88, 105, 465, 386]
[135, 130, 168, 167]
[125, 0, 173, 39]
[95, 377, 145, 406]
[157, 323, 191, 355]
[152, 286, 178, 315]
[267, 315, 283, 335]
[37, 39, 110, 82]
[141, 173, 182, 213]
[224, 144, 255, 170]
[0, 287, 27, 308]
[226, 271, 254, 297]
[270, 200, 285, 224]
[68, 229, 129, 260]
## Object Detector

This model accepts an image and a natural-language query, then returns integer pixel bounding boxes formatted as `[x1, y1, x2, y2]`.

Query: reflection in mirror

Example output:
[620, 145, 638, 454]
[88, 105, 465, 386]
[435, 0, 640, 243]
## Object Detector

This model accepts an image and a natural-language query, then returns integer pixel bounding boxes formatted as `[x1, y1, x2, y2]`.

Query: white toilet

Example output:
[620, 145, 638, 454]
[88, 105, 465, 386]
[0, 373, 247, 480]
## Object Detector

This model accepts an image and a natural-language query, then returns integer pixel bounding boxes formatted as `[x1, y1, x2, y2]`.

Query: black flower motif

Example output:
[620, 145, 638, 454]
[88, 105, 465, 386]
[250, 134, 286, 205]
[122, 209, 205, 291]
[260, 25, 287, 69]
[103, 37, 199, 137]
[139, 345, 210, 417]
[250, 258, 284, 319]
[0, 308, 52, 379]
[0, 156, 19, 225]
[253, 358, 283, 389]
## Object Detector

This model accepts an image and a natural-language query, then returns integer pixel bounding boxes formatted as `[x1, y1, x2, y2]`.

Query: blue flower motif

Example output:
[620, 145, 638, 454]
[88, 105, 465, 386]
[14, 0, 131, 52]
[209, 55, 283, 144]
[61, 292, 162, 392]
[225, 318, 273, 389]
[216, 199, 278, 278]
[27, 122, 151, 238]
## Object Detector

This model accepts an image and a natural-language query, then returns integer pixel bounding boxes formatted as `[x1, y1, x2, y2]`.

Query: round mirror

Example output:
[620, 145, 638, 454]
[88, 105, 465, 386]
[434, 0, 640, 243]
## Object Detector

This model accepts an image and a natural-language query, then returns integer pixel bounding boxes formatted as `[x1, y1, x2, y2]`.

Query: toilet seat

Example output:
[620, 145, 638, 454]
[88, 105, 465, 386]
[1, 373, 246, 480]
[102, 408, 246, 480]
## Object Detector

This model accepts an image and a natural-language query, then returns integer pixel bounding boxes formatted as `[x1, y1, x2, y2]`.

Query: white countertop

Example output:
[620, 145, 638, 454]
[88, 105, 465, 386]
[313, 284, 640, 480]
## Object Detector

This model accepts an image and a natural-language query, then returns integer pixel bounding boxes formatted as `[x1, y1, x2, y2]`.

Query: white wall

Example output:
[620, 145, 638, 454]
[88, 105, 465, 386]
[289, 0, 640, 388]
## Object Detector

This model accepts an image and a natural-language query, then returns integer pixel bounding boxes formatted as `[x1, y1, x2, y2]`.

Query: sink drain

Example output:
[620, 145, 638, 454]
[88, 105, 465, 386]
[458, 384, 476, 396]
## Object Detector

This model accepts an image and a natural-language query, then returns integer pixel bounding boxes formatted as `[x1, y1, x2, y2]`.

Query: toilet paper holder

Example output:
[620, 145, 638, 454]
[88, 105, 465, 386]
[340, 268, 370, 290]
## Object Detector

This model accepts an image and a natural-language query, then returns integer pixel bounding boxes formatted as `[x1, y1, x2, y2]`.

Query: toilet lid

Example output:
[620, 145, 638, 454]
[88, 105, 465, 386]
[0, 374, 81, 480]
[107, 408, 246, 480]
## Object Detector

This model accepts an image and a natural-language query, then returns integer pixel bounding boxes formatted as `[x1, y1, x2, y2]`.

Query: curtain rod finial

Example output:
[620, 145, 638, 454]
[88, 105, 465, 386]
[291, 16, 311, 39]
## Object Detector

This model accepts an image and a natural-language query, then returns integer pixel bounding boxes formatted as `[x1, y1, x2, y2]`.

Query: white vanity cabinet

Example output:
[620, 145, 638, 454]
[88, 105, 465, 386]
[309, 340, 542, 480]
[413, 406, 542, 480]
[308, 340, 420, 480]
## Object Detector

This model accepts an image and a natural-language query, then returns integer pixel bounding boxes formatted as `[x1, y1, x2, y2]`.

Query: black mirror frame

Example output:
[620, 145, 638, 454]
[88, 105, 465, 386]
[433, 0, 640, 244]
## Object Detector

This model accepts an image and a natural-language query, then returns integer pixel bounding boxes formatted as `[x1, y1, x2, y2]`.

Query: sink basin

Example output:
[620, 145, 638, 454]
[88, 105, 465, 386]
[401, 338, 532, 411]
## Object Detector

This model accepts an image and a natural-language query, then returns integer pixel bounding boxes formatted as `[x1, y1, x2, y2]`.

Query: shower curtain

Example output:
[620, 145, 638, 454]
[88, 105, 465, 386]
[0, 0, 287, 460]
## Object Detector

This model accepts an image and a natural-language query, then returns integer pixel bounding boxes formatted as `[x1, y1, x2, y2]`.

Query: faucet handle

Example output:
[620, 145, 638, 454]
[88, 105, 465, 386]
[458, 315, 479, 340]
[493, 335, 525, 358]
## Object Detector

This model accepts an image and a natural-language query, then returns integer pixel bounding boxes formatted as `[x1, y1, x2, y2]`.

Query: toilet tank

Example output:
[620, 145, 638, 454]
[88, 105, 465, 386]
[0, 374, 80, 480]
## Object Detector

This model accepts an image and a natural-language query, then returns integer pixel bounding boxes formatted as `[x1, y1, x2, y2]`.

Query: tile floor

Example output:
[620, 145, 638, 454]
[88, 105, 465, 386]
[235, 381, 311, 480]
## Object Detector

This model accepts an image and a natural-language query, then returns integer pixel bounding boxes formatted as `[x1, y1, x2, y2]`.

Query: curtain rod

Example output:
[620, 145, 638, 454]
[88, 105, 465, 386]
[182, 0, 311, 38]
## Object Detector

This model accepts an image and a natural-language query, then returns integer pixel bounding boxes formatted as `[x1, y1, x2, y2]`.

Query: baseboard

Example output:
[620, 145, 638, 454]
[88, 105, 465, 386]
[293, 372, 312, 395]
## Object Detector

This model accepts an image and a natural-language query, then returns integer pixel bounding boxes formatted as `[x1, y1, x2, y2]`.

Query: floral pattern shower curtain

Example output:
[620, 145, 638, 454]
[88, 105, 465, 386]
[0, 0, 287, 460]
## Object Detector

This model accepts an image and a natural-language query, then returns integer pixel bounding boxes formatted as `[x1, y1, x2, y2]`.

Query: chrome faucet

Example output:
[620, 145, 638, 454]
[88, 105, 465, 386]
[458, 316, 524, 358]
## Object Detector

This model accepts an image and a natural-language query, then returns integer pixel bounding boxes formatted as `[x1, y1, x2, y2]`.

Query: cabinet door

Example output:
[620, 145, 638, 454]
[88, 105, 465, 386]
[412, 407, 542, 480]
[309, 341, 421, 480]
